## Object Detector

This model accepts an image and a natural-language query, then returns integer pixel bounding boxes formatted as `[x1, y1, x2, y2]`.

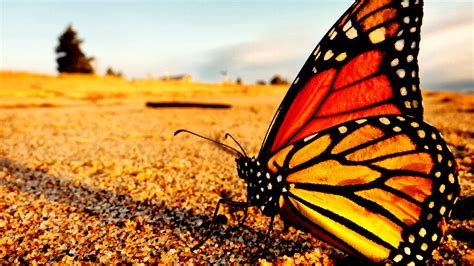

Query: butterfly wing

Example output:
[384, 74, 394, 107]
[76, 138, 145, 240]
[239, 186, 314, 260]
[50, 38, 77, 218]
[268, 115, 460, 263]
[259, 0, 424, 162]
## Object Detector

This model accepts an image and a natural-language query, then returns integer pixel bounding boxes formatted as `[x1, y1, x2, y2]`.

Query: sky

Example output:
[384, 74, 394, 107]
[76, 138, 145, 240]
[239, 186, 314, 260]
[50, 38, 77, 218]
[1, 0, 473, 91]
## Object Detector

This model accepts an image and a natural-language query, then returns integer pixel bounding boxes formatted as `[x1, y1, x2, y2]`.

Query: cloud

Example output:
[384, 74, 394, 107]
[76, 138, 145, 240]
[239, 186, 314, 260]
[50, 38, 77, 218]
[197, 38, 311, 83]
[420, 15, 473, 91]
[228, 41, 301, 67]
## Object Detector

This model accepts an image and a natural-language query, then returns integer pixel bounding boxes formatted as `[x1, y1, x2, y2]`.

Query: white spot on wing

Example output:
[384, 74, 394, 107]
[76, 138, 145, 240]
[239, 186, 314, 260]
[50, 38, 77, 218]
[343, 20, 352, 32]
[393, 254, 403, 263]
[405, 247, 411, 255]
[439, 207, 446, 216]
[395, 39, 405, 51]
[324, 50, 334, 61]
[400, 87, 407, 96]
[439, 184, 446, 193]
[369, 27, 386, 44]
[335, 52, 347, 61]
[338, 126, 348, 134]
[397, 69, 406, 78]
[421, 243, 428, 251]
[413, 100, 419, 108]
[391, 58, 399, 67]
[346, 27, 358, 39]
[417, 130, 425, 138]
[313, 45, 320, 56]
[379, 117, 390, 125]
[315, 51, 321, 61]
[419, 228, 427, 237]
[304, 133, 318, 142]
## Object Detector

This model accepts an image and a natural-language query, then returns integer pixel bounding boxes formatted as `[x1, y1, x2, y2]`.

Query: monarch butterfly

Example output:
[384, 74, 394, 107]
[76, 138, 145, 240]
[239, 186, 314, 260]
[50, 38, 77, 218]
[176, 0, 460, 264]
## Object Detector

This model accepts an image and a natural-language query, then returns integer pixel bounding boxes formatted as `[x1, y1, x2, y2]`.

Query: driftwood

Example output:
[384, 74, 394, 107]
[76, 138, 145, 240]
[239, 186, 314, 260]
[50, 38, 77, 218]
[145, 102, 231, 109]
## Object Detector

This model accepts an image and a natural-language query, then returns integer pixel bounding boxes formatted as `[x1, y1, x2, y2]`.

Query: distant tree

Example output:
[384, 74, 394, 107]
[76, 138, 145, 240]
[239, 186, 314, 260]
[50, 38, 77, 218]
[236, 77, 242, 85]
[56, 24, 94, 74]
[256, 80, 267, 85]
[270, 74, 289, 85]
[106, 67, 123, 77]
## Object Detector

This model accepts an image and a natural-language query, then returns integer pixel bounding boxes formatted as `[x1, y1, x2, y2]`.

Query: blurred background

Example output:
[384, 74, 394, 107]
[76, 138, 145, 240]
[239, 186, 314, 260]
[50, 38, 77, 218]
[1, 0, 473, 91]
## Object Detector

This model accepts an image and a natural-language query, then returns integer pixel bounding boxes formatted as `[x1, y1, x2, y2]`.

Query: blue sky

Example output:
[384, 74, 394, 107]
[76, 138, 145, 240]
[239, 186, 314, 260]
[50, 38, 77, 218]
[1, 0, 473, 91]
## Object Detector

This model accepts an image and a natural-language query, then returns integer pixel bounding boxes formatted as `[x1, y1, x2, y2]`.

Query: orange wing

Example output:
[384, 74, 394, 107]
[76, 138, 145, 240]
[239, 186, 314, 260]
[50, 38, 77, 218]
[268, 115, 460, 263]
[259, 0, 424, 161]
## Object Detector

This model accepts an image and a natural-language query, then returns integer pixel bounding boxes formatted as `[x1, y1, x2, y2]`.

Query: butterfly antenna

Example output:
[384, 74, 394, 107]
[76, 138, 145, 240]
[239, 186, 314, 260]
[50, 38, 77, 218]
[224, 133, 247, 157]
[174, 129, 244, 157]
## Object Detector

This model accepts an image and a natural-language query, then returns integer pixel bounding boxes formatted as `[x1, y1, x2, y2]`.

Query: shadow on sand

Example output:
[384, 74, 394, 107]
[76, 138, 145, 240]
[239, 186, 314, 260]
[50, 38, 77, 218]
[0, 157, 360, 263]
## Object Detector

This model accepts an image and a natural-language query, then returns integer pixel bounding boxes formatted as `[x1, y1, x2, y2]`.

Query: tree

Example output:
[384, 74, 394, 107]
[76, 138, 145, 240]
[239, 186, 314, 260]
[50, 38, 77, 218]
[270, 74, 289, 85]
[56, 24, 94, 74]
[236, 77, 242, 85]
[106, 67, 123, 77]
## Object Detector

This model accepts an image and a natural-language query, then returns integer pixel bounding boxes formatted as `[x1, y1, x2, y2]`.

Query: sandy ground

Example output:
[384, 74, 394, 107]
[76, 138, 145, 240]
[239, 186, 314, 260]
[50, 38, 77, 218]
[0, 72, 472, 264]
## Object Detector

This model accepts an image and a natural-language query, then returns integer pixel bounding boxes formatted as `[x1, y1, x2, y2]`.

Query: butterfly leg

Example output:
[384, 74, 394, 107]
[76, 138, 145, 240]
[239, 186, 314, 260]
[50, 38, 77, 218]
[265, 215, 276, 242]
[238, 206, 249, 227]
[191, 198, 251, 251]
[283, 221, 290, 232]
[254, 215, 277, 260]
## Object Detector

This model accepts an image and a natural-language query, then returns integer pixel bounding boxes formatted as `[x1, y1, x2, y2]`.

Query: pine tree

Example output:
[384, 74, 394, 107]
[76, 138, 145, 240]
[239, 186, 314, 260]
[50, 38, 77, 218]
[56, 25, 94, 74]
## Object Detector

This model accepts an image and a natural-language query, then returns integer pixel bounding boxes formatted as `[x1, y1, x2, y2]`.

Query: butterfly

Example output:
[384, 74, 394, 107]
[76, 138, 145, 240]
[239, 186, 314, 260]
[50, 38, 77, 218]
[176, 0, 460, 264]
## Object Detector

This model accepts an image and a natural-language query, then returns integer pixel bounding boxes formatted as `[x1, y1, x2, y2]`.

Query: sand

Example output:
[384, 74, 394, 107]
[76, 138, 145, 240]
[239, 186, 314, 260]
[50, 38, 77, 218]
[0, 72, 472, 264]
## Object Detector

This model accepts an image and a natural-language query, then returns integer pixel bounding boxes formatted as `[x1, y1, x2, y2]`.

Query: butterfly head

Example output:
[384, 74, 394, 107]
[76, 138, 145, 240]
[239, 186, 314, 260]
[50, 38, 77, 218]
[236, 156, 284, 216]
[236, 156, 260, 181]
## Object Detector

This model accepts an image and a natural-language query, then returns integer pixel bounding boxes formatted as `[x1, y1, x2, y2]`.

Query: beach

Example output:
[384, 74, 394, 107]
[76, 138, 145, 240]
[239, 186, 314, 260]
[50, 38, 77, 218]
[0, 72, 472, 264]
